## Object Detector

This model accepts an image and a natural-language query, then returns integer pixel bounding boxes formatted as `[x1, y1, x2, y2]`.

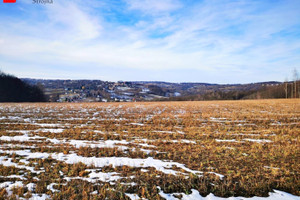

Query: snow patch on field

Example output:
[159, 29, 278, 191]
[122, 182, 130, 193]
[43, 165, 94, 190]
[0, 175, 26, 180]
[243, 139, 272, 143]
[0, 116, 6, 120]
[138, 143, 156, 148]
[216, 139, 237, 142]
[0, 134, 45, 142]
[88, 170, 121, 182]
[0, 149, 207, 177]
[0, 133, 129, 150]
[65, 170, 121, 183]
[38, 128, 64, 133]
[0, 181, 49, 200]
[135, 138, 196, 144]
[33, 123, 63, 127]
[68, 139, 129, 150]
[0, 155, 41, 173]
[47, 183, 59, 193]
[153, 130, 177, 134]
[7, 130, 32, 134]
[130, 123, 145, 126]
[158, 187, 300, 200]
[0, 181, 23, 195]
[51, 153, 204, 177]
[125, 193, 141, 200]
[28, 194, 51, 200]
[26, 183, 36, 192]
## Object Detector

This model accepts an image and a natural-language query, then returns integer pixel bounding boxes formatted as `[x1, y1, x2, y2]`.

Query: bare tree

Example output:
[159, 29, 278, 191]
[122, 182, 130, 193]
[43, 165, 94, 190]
[293, 69, 299, 98]
[284, 78, 288, 98]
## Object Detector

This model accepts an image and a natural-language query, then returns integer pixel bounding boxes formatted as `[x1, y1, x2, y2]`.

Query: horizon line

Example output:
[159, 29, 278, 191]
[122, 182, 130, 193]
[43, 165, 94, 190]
[20, 77, 284, 85]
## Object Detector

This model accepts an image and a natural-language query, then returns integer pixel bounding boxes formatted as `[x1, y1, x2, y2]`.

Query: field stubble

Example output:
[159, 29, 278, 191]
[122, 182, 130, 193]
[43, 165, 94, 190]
[0, 99, 299, 199]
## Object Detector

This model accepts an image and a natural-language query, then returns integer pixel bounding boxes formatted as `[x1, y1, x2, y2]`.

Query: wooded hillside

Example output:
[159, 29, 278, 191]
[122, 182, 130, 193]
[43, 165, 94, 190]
[0, 72, 46, 102]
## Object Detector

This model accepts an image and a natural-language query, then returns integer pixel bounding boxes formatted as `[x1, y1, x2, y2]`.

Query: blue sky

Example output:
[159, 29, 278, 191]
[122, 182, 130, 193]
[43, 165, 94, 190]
[0, 0, 299, 83]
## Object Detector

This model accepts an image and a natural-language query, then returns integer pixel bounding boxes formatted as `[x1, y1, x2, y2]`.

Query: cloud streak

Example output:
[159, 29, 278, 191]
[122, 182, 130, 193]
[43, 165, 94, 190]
[126, 0, 182, 14]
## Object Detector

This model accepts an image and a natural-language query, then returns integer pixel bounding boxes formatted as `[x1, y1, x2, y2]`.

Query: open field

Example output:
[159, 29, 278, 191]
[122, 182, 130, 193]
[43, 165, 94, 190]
[0, 99, 299, 199]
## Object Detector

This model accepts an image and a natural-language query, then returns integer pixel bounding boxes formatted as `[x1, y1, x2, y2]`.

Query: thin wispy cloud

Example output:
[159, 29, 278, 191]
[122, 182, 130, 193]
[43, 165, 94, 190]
[126, 0, 182, 14]
[0, 0, 299, 83]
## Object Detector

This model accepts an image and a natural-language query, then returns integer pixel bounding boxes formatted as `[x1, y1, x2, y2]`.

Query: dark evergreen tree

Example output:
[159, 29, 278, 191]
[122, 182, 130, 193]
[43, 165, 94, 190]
[0, 71, 47, 102]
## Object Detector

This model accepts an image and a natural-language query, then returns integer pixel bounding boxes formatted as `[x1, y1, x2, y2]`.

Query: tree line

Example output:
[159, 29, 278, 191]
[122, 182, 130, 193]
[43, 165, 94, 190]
[161, 81, 299, 101]
[0, 71, 47, 102]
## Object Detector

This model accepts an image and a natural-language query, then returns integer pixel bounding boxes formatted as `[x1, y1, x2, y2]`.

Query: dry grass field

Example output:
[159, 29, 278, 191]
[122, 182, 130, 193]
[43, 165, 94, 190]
[0, 99, 299, 199]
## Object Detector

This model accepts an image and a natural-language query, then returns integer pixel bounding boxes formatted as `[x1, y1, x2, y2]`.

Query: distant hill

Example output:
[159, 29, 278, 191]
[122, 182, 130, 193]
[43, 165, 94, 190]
[0, 72, 47, 102]
[21, 78, 294, 102]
